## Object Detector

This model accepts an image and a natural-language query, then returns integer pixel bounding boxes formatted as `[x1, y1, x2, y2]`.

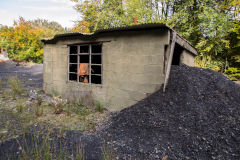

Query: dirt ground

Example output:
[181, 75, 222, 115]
[0, 62, 240, 160]
[0, 61, 43, 89]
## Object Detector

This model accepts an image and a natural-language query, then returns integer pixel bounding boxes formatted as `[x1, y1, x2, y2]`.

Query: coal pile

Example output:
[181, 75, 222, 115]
[101, 65, 240, 160]
[1, 65, 240, 159]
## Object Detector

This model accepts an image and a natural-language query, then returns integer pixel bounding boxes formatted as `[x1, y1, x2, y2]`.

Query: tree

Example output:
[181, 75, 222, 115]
[0, 17, 66, 63]
[71, 0, 240, 80]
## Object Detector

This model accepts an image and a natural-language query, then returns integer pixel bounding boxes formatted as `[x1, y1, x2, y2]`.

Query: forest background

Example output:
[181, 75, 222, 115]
[0, 0, 239, 80]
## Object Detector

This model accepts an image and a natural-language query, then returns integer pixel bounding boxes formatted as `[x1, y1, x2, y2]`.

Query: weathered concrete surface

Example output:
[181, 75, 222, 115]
[180, 50, 195, 66]
[43, 29, 196, 111]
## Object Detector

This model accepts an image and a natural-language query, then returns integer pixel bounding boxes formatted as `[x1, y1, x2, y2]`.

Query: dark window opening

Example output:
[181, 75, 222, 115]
[92, 44, 102, 53]
[91, 75, 101, 84]
[79, 75, 89, 83]
[69, 64, 78, 73]
[80, 55, 89, 63]
[69, 73, 77, 81]
[68, 44, 102, 84]
[91, 65, 101, 74]
[80, 45, 89, 53]
[70, 46, 77, 54]
[70, 55, 78, 63]
[172, 44, 184, 65]
[91, 55, 101, 64]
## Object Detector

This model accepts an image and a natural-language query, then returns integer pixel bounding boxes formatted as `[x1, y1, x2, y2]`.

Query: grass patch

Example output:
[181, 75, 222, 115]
[0, 89, 108, 142]
[95, 100, 104, 113]
[8, 76, 23, 98]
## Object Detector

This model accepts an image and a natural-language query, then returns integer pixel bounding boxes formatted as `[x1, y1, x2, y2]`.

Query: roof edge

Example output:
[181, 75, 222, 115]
[41, 23, 197, 55]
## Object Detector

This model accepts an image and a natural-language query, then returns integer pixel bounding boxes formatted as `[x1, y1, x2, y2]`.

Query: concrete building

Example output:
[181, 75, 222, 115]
[42, 23, 197, 111]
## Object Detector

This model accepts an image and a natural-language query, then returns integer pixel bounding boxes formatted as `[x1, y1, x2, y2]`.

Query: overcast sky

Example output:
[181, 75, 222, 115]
[0, 0, 80, 28]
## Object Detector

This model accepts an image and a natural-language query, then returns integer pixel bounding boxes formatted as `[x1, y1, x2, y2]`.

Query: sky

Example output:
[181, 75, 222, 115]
[0, 0, 80, 28]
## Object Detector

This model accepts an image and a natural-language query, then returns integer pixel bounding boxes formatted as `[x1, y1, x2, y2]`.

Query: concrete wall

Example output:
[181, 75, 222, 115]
[43, 29, 192, 111]
[180, 50, 195, 66]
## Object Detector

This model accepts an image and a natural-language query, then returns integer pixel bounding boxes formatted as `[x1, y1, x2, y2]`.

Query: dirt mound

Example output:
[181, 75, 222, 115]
[101, 65, 240, 159]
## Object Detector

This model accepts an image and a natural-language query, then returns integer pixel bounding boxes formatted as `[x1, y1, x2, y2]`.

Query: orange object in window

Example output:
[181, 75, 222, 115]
[83, 77, 88, 83]
[78, 63, 89, 76]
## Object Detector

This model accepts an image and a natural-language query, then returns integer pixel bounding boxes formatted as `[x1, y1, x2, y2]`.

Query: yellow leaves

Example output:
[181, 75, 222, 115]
[71, 20, 90, 33]
[221, 39, 230, 48]
[231, 0, 240, 6]
[0, 17, 47, 63]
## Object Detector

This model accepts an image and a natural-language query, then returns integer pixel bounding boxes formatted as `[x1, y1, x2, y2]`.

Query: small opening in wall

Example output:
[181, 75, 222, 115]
[91, 75, 101, 84]
[92, 44, 102, 53]
[69, 73, 77, 81]
[69, 64, 78, 73]
[91, 65, 101, 74]
[80, 55, 89, 63]
[91, 55, 101, 64]
[70, 55, 78, 63]
[70, 46, 78, 54]
[80, 45, 89, 53]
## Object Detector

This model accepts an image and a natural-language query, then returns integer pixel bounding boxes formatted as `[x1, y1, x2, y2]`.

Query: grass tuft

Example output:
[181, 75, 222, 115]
[16, 99, 25, 113]
[95, 101, 104, 113]
[35, 96, 43, 117]
[76, 143, 85, 160]
[8, 76, 23, 98]
[102, 143, 116, 160]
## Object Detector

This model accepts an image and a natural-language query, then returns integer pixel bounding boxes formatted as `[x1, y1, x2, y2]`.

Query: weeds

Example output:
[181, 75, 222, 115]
[8, 76, 23, 98]
[95, 101, 104, 113]
[16, 99, 25, 113]
[35, 104, 43, 117]
[35, 96, 43, 117]
[76, 143, 85, 160]
[102, 143, 116, 160]
[51, 97, 66, 114]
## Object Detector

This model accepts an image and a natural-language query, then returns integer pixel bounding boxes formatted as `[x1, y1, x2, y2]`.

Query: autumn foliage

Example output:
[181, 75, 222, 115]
[0, 17, 66, 63]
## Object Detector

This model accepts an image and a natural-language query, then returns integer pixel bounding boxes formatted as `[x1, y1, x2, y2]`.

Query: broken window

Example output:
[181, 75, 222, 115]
[68, 44, 102, 84]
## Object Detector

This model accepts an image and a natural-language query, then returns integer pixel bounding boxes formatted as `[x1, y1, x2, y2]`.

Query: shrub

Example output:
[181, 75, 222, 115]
[51, 97, 66, 114]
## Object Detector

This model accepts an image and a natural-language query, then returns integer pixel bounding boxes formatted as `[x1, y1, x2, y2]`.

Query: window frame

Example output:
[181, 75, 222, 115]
[68, 43, 102, 84]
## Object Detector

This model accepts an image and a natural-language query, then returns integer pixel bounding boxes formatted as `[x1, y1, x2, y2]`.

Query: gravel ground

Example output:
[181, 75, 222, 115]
[0, 61, 43, 89]
[1, 64, 240, 159]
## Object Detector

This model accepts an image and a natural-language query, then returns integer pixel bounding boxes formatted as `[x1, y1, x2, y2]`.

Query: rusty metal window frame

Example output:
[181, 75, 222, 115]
[68, 43, 102, 84]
